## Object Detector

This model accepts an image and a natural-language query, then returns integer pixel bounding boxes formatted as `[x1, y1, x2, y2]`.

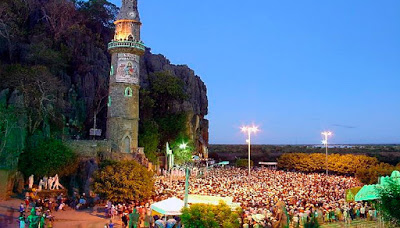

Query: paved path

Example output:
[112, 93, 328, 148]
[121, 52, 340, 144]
[0, 199, 123, 228]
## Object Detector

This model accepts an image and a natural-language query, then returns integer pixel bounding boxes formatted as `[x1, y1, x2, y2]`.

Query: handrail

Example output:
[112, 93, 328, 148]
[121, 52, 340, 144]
[108, 41, 145, 51]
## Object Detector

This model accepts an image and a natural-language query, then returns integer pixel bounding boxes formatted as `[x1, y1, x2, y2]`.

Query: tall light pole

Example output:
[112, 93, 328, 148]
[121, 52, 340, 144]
[180, 143, 190, 208]
[321, 131, 332, 175]
[241, 125, 259, 177]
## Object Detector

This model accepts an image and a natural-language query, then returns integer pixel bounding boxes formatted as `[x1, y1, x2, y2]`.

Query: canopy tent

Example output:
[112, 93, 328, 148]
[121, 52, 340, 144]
[150, 197, 184, 215]
[188, 194, 232, 205]
[380, 170, 400, 186]
[355, 170, 400, 201]
[354, 185, 379, 201]
[188, 194, 241, 210]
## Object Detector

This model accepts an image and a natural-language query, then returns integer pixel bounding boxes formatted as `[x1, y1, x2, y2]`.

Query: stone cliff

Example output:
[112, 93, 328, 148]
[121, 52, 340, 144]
[140, 48, 209, 155]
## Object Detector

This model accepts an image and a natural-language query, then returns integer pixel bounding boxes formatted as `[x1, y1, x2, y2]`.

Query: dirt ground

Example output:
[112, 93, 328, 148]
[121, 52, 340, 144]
[0, 198, 123, 228]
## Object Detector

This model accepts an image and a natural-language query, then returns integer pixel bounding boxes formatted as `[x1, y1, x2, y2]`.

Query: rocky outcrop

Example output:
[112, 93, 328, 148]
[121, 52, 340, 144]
[140, 48, 209, 156]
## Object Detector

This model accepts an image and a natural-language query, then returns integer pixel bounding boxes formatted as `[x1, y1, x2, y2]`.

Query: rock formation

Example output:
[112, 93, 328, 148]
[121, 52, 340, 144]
[140, 48, 209, 155]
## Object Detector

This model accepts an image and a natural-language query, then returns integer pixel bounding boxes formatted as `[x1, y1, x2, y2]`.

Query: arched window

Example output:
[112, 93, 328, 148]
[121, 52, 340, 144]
[124, 87, 133, 97]
[124, 136, 131, 153]
[107, 96, 111, 107]
[110, 65, 114, 76]
[128, 34, 134, 41]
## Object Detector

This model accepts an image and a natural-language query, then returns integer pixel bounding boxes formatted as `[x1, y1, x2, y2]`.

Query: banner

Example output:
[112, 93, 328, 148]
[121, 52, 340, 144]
[345, 187, 361, 202]
[116, 53, 139, 84]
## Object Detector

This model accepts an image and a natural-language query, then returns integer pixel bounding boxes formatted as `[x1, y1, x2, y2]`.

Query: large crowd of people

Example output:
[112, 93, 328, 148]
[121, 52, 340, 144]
[154, 167, 377, 227]
[6, 166, 377, 227]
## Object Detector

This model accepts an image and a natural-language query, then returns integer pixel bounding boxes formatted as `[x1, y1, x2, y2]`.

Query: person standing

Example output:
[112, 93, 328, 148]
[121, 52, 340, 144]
[122, 211, 129, 228]
[360, 205, 365, 219]
[129, 208, 139, 228]
[109, 220, 115, 228]
[18, 214, 26, 228]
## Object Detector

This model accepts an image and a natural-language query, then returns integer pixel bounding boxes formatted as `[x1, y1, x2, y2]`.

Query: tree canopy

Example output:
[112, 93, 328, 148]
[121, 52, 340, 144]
[93, 160, 154, 202]
[18, 138, 77, 177]
[139, 71, 191, 162]
[377, 179, 400, 226]
[277, 153, 398, 184]
[181, 202, 241, 228]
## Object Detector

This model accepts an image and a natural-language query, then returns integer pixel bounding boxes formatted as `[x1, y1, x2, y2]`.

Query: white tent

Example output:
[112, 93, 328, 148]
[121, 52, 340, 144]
[150, 197, 184, 215]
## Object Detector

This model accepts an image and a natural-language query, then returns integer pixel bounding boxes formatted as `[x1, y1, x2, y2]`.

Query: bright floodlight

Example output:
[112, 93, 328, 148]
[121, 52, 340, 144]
[241, 124, 259, 177]
[321, 131, 332, 137]
[179, 143, 187, 149]
[241, 125, 259, 133]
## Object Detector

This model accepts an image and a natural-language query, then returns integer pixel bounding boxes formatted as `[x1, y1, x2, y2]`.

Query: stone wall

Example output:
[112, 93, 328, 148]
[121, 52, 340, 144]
[66, 140, 112, 158]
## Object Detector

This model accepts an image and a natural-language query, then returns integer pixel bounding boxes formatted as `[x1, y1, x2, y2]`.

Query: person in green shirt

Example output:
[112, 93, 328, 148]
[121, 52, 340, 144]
[129, 208, 140, 228]
[27, 208, 39, 228]
[39, 214, 46, 228]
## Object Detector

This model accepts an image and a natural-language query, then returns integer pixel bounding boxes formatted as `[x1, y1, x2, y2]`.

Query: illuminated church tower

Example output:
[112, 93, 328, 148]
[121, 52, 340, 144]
[107, 0, 145, 153]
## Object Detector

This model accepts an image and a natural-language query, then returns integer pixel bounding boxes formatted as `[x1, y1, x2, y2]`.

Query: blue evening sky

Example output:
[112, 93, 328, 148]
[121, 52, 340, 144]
[110, 0, 400, 144]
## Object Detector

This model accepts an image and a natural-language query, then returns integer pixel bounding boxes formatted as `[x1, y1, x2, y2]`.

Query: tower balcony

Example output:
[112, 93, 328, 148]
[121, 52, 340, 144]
[108, 40, 146, 55]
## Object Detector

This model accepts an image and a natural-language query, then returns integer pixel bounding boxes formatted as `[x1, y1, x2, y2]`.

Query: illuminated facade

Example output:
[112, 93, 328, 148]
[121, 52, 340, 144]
[107, 0, 145, 153]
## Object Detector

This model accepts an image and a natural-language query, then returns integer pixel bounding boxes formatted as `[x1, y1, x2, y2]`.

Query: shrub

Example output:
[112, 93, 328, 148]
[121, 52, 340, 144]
[181, 202, 241, 228]
[377, 179, 400, 226]
[93, 160, 154, 202]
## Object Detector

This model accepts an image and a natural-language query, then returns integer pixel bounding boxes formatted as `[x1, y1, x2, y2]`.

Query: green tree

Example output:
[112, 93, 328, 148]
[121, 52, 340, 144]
[1, 65, 66, 136]
[138, 120, 160, 163]
[148, 71, 186, 116]
[18, 138, 77, 177]
[235, 159, 253, 168]
[171, 134, 194, 164]
[356, 163, 395, 184]
[181, 202, 241, 228]
[93, 160, 154, 202]
[156, 113, 188, 150]
[377, 179, 400, 226]
[0, 102, 25, 169]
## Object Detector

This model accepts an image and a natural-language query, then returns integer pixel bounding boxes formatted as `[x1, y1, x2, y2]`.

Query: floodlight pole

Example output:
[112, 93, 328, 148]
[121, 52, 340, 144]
[325, 139, 328, 175]
[321, 131, 332, 176]
[184, 166, 189, 207]
[247, 130, 251, 177]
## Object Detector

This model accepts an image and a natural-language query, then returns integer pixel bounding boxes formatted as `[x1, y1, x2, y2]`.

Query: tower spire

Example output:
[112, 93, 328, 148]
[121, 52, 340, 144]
[117, 0, 140, 22]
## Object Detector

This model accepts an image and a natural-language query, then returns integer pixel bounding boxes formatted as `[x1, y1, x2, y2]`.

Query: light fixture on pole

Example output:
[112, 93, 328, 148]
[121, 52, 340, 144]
[321, 131, 332, 175]
[241, 125, 259, 177]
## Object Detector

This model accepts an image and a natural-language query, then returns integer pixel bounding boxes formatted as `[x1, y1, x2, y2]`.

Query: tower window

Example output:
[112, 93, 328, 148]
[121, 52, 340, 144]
[128, 35, 134, 41]
[124, 87, 133, 97]
[107, 96, 111, 107]
[110, 66, 114, 76]
[124, 136, 131, 153]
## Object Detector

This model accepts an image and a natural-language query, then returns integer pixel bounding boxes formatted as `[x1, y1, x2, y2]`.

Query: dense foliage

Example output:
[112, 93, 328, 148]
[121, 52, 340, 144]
[377, 179, 400, 226]
[181, 202, 241, 228]
[0, 102, 25, 169]
[139, 71, 191, 162]
[235, 159, 253, 168]
[210, 144, 400, 165]
[0, 0, 116, 139]
[356, 163, 400, 184]
[18, 138, 77, 177]
[277, 153, 400, 184]
[93, 160, 154, 202]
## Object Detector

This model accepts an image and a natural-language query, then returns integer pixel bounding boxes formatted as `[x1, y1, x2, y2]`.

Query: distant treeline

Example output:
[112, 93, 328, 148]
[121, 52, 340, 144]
[277, 153, 400, 184]
[208, 144, 400, 165]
